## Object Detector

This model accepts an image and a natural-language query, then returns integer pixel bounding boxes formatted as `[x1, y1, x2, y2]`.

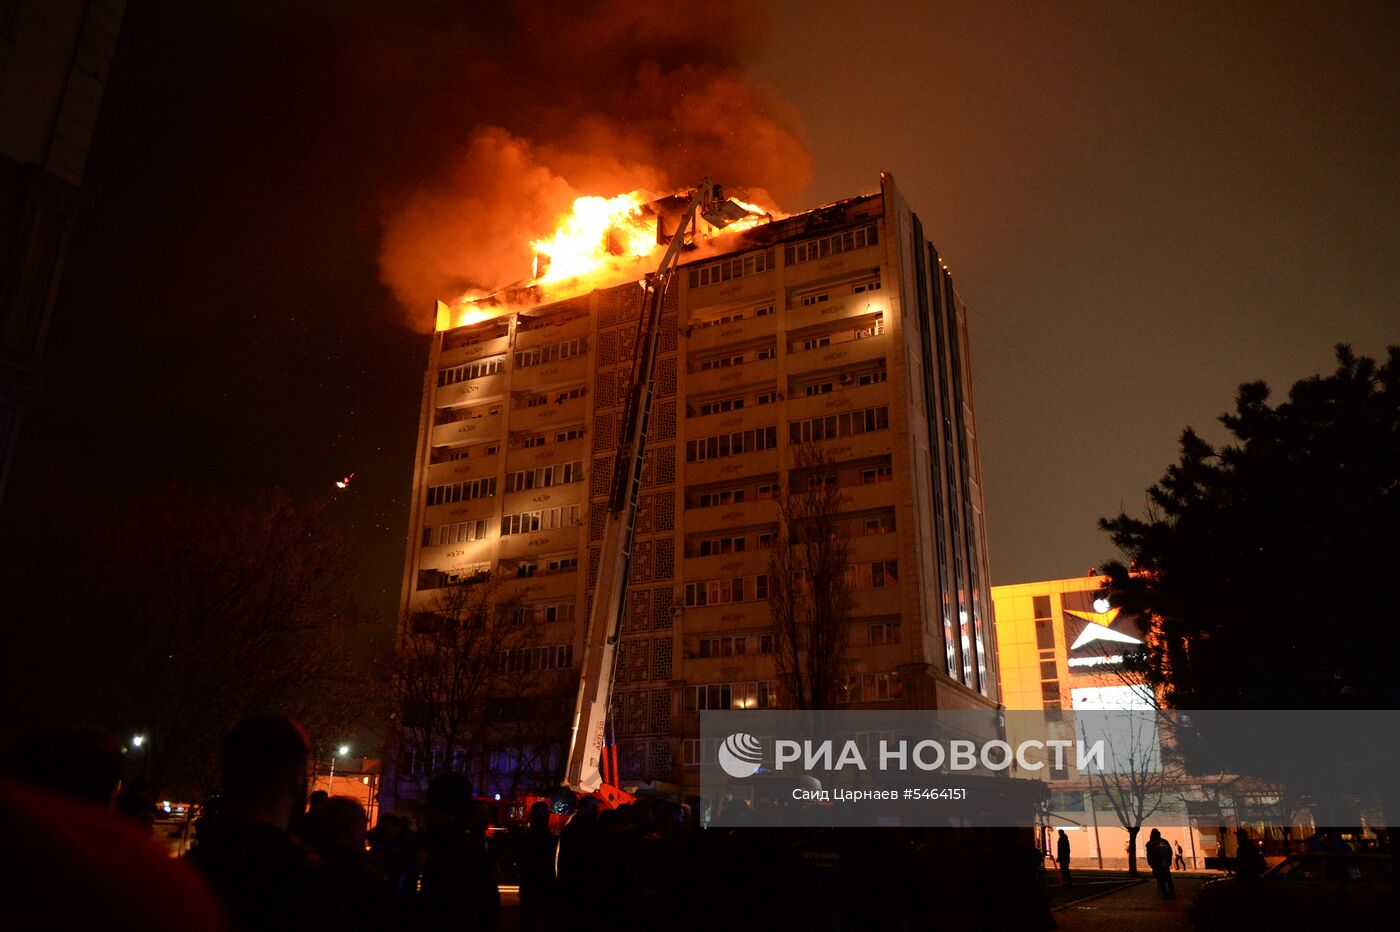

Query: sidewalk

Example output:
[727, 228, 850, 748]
[1053, 876, 1205, 931]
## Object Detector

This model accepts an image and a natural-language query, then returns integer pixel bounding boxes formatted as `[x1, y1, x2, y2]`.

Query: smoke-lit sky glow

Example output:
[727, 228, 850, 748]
[7, 1, 1397, 619]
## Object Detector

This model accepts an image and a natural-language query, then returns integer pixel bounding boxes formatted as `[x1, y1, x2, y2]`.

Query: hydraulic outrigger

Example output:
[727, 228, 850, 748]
[561, 179, 753, 805]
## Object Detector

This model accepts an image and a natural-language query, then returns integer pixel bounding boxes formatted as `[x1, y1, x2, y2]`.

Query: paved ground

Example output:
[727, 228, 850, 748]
[1053, 875, 1206, 931]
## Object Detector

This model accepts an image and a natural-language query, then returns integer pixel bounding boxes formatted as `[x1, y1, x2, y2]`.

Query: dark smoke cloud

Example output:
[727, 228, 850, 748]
[369, 0, 813, 327]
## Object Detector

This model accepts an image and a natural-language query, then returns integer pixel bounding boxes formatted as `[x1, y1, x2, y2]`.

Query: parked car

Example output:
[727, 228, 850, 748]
[1191, 853, 1393, 931]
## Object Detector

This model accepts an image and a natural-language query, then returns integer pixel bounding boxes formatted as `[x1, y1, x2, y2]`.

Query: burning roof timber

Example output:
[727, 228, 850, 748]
[437, 185, 884, 332]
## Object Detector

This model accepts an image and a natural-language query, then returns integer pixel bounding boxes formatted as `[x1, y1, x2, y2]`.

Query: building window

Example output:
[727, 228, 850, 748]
[846, 560, 898, 589]
[514, 338, 583, 369]
[497, 643, 575, 673]
[683, 575, 771, 607]
[547, 555, 579, 573]
[1032, 595, 1052, 619]
[855, 366, 888, 386]
[698, 397, 745, 416]
[687, 249, 776, 288]
[556, 427, 585, 442]
[699, 354, 744, 371]
[685, 426, 778, 463]
[837, 671, 904, 703]
[851, 275, 881, 294]
[422, 518, 490, 547]
[804, 382, 834, 396]
[868, 622, 901, 645]
[506, 461, 584, 492]
[861, 465, 893, 484]
[800, 292, 830, 307]
[684, 681, 778, 711]
[758, 634, 775, 654]
[755, 304, 775, 317]
[426, 477, 498, 507]
[1035, 619, 1055, 651]
[784, 223, 879, 266]
[698, 535, 747, 556]
[696, 488, 745, 508]
[438, 356, 504, 387]
[500, 504, 582, 536]
[697, 311, 745, 329]
[862, 513, 896, 535]
[789, 406, 889, 444]
[698, 636, 746, 658]
[513, 602, 577, 625]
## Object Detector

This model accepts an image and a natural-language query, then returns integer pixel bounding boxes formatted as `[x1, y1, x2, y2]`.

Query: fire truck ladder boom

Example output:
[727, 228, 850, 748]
[562, 179, 747, 798]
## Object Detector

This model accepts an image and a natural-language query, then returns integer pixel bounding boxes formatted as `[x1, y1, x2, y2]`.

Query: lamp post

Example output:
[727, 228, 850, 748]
[329, 744, 349, 794]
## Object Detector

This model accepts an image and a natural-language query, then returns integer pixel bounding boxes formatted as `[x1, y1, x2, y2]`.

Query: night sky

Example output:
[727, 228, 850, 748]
[7, 1, 1397, 626]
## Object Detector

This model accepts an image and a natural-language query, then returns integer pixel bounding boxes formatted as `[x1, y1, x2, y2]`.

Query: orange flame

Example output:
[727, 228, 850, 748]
[439, 185, 778, 330]
[530, 191, 657, 284]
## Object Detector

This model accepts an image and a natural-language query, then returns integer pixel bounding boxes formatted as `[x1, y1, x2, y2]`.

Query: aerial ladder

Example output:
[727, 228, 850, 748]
[561, 179, 753, 806]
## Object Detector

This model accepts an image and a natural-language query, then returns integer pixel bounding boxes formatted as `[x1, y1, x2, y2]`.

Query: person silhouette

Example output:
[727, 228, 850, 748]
[187, 715, 342, 930]
[1056, 829, 1072, 885]
[1146, 828, 1175, 899]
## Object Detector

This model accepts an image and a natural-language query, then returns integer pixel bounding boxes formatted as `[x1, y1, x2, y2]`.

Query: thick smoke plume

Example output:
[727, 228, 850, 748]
[374, 1, 812, 329]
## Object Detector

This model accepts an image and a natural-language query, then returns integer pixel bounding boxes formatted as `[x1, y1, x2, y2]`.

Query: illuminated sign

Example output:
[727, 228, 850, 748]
[1060, 592, 1143, 671]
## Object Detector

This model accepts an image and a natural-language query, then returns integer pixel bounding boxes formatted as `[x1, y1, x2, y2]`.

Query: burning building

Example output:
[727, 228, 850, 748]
[390, 173, 1000, 802]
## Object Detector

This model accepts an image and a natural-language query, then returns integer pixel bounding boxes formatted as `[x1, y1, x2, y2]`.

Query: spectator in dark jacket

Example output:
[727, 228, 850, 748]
[188, 715, 342, 931]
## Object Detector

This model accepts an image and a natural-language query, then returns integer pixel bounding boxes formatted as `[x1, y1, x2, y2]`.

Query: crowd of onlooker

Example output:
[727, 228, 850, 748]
[1, 715, 1064, 931]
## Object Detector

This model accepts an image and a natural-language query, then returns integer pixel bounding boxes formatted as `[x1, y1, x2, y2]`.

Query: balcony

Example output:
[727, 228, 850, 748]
[439, 333, 510, 369]
[782, 241, 882, 291]
[681, 497, 779, 535]
[683, 267, 778, 311]
[785, 331, 887, 376]
[786, 291, 892, 331]
[685, 356, 777, 397]
[510, 393, 588, 432]
[509, 351, 589, 393]
[507, 434, 587, 469]
[784, 380, 891, 422]
[434, 370, 508, 408]
[501, 482, 585, 517]
[495, 525, 586, 562]
[417, 536, 495, 573]
[425, 455, 499, 487]
[430, 409, 503, 447]
[680, 550, 771, 582]
[684, 314, 777, 355]
[500, 567, 579, 602]
[682, 401, 777, 434]
[515, 311, 589, 349]
[423, 496, 498, 527]
[681, 446, 780, 490]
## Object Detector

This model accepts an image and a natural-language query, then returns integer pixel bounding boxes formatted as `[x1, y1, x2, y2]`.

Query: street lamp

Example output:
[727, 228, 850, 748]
[328, 744, 350, 794]
[131, 735, 145, 748]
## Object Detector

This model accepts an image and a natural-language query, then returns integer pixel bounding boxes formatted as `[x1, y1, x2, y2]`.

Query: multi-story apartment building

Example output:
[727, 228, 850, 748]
[394, 173, 999, 799]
